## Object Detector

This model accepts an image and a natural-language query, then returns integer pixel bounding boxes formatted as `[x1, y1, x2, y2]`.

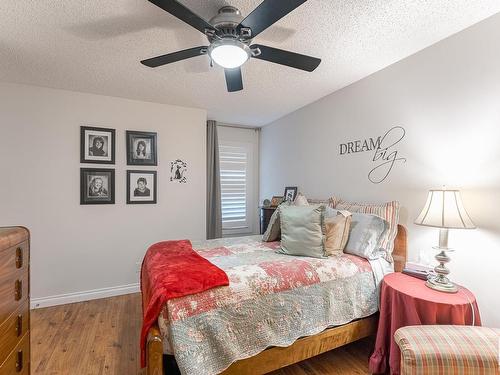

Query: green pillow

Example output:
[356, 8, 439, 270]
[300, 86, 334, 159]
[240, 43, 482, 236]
[277, 205, 326, 258]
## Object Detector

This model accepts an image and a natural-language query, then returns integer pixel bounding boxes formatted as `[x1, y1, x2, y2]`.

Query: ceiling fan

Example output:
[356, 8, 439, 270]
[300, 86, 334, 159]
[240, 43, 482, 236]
[140, 0, 321, 92]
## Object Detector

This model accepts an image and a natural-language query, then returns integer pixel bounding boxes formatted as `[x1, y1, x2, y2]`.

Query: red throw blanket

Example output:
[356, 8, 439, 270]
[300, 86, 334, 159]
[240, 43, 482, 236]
[140, 239, 229, 367]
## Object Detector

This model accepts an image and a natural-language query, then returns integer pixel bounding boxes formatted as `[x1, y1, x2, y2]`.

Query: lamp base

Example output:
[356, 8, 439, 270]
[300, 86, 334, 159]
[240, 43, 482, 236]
[426, 276, 458, 293]
[425, 228, 458, 293]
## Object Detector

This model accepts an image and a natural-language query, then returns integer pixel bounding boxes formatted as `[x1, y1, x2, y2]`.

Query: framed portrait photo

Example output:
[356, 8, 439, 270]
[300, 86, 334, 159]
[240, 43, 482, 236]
[283, 186, 298, 203]
[126, 130, 157, 166]
[80, 126, 115, 164]
[80, 168, 115, 205]
[127, 170, 157, 204]
[270, 196, 284, 207]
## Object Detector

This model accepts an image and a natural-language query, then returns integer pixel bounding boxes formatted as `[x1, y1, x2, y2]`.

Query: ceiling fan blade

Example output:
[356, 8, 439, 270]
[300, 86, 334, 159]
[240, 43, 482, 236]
[147, 0, 215, 34]
[225, 68, 243, 92]
[238, 0, 308, 38]
[250, 44, 321, 72]
[141, 46, 208, 67]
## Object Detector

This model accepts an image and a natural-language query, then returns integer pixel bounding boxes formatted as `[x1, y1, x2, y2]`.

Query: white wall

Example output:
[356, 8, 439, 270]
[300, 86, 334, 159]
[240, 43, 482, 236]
[218, 125, 260, 236]
[260, 14, 500, 327]
[0, 83, 207, 307]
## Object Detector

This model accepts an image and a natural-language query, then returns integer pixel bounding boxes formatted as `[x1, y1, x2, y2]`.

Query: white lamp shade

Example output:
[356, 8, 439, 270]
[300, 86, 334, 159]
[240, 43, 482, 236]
[415, 189, 476, 229]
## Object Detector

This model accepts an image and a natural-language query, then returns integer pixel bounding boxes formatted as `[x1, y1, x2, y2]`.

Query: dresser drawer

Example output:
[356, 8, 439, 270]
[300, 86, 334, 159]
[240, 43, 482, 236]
[0, 302, 29, 365]
[0, 272, 29, 325]
[0, 332, 29, 375]
[0, 241, 28, 279]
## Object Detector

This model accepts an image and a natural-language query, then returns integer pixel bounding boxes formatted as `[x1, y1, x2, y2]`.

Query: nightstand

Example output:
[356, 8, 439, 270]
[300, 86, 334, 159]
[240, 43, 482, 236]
[369, 272, 481, 375]
[259, 206, 277, 234]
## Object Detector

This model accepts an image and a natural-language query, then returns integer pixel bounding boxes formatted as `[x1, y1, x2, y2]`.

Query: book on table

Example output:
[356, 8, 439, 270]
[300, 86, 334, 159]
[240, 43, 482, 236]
[402, 262, 434, 280]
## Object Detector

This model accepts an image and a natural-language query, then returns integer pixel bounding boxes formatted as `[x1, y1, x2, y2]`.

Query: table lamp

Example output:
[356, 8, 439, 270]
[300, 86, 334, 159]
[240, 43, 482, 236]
[414, 188, 475, 293]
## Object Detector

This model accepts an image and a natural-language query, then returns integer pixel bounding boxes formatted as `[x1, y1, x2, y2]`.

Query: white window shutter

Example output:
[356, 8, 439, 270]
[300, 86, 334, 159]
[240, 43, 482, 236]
[219, 144, 248, 230]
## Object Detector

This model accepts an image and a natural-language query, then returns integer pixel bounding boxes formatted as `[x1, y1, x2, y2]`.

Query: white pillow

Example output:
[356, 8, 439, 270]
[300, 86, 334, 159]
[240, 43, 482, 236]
[326, 208, 389, 260]
[334, 198, 400, 262]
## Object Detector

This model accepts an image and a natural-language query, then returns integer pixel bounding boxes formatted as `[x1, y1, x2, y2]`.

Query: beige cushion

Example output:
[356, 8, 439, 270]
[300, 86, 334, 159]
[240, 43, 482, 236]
[277, 205, 326, 258]
[323, 210, 352, 256]
[262, 208, 281, 242]
[293, 192, 309, 206]
[334, 198, 400, 262]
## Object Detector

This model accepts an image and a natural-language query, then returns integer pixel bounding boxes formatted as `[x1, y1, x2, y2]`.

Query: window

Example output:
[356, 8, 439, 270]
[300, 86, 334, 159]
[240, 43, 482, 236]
[219, 143, 250, 232]
[218, 125, 259, 237]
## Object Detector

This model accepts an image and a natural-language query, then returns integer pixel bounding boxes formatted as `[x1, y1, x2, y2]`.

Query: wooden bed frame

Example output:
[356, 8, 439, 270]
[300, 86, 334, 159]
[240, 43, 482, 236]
[146, 225, 408, 375]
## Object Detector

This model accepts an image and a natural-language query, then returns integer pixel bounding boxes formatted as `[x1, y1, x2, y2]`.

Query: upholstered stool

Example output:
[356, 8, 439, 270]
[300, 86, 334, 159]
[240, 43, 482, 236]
[394, 325, 499, 375]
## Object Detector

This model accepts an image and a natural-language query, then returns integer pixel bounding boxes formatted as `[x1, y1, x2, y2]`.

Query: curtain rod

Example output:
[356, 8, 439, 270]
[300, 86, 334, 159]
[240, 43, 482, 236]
[217, 123, 261, 131]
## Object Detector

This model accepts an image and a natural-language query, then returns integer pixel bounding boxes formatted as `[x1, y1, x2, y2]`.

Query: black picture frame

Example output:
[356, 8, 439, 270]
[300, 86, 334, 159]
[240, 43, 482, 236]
[283, 186, 298, 202]
[80, 168, 115, 205]
[127, 170, 157, 204]
[80, 126, 116, 164]
[126, 130, 158, 166]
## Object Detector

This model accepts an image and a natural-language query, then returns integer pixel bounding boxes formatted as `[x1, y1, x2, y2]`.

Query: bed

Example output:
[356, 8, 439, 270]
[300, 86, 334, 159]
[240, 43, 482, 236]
[146, 225, 407, 375]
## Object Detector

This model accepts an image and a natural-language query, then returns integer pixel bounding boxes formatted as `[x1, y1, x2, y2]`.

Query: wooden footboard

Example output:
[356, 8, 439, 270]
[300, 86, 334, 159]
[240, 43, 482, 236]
[147, 324, 163, 375]
[221, 315, 378, 375]
[146, 316, 377, 375]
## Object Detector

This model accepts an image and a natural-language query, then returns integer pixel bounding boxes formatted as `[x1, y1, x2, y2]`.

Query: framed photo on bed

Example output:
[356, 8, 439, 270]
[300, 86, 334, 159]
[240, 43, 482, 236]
[126, 130, 158, 166]
[80, 126, 115, 164]
[80, 168, 115, 205]
[127, 170, 157, 204]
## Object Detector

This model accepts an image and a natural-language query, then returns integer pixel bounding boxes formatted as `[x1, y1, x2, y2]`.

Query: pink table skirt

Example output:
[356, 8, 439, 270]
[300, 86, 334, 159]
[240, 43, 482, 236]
[368, 272, 481, 375]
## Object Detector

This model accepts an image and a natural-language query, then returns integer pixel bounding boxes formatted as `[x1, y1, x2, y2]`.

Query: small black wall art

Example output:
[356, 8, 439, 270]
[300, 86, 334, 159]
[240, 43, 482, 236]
[126, 130, 158, 166]
[170, 159, 187, 183]
[80, 126, 115, 164]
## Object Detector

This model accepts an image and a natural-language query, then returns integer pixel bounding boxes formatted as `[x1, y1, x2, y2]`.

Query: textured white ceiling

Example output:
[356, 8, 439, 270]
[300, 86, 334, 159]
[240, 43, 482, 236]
[1, 1, 499, 126]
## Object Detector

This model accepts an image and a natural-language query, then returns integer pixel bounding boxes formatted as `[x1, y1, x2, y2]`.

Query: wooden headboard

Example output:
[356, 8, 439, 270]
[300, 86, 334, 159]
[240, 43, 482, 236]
[393, 225, 408, 272]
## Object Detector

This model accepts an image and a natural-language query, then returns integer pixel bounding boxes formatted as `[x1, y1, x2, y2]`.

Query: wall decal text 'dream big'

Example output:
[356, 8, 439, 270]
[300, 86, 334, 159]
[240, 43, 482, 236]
[339, 126, 407, 184]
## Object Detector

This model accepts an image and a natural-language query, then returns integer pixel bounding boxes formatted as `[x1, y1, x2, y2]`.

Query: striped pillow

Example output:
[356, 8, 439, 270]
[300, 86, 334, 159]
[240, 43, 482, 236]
[307, 197, 339, 208]
[333, 198, 400, 262]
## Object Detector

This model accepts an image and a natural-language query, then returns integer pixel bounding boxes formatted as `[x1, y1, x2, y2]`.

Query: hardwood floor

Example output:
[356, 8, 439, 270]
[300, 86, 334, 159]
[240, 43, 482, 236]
[31, 293, 374, 375]
[32, 293, 143, 375]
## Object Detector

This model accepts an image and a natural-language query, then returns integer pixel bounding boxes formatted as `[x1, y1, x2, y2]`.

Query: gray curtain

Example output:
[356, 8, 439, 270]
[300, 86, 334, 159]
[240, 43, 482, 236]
[206, 120, 222, 239]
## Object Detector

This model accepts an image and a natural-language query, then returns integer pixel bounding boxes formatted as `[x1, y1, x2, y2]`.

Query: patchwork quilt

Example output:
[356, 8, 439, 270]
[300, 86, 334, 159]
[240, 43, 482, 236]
[158, 235, 379, 375]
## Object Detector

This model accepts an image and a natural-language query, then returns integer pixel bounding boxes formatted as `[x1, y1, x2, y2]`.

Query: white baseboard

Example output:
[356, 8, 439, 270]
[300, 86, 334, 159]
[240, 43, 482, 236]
[30, 283, 140, 309]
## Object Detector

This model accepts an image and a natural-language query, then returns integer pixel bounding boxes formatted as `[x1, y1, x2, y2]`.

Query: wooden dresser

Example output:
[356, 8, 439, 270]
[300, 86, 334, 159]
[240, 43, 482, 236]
[0, 227, 30, 374]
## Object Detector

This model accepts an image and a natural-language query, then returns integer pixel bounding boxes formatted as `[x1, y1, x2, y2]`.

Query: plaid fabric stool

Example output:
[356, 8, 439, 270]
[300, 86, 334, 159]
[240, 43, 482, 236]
[394, 325, 499, 375]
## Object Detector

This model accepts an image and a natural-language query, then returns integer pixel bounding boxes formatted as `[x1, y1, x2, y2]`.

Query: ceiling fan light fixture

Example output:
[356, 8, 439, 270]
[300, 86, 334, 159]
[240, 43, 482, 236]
[142, 1, 322, 92]
[208, 39, 250, 69]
